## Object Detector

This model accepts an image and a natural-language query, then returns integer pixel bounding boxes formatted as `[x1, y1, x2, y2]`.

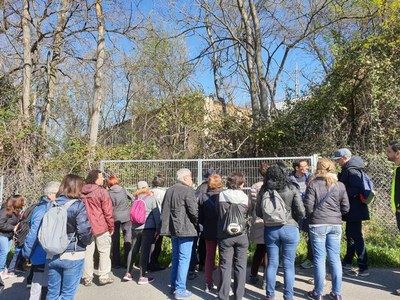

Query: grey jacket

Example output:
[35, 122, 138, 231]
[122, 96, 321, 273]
[160, 182, 198, 237]
[248, 182, 264, 244]
[217, 189, 249, 239]
[108, 185, 131, 223]
[132, 193, 161, 231]
[304, 177, 350, 225]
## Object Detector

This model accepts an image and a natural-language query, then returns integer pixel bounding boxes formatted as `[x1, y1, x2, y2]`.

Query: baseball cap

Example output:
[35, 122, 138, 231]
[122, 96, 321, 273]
[332, 148, 352, 160]
[137, 181, 149, 189]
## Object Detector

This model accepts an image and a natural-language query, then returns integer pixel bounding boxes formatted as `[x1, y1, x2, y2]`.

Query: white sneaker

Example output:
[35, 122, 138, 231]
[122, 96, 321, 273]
[0, 271, 10, 280]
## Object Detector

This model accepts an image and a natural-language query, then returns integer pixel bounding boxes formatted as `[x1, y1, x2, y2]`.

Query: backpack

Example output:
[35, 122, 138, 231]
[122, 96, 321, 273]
[14, 203, 40, 248]
[38, 199, 78, 256]
[257, 189, 287, 227]
[223, 200, 246, 236]
[359, 171, 376, 205]
[130, 195, 148, 225]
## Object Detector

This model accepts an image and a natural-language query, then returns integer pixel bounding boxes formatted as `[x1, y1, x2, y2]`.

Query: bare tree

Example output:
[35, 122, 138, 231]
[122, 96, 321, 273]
[21, 0, 32, 120]
[88, 0, 106, 149]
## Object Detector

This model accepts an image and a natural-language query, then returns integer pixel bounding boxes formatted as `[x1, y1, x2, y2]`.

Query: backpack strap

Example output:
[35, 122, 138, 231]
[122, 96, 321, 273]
[314, 185, 336, 212]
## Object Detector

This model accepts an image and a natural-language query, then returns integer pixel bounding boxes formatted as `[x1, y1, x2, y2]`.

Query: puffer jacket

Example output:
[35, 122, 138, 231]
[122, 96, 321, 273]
[160, 182, 198, 237]
[217, 189, 249, 239]
[248, 181, 264, 244]
[256, 184, 305, 228]
[338, 156, 370, 221]
[81, 184, 114, 236]
[304, 177, 350, 225]
[0, 207, 18, 239]
[22, 197, 49, 264]
[47, 196, 93, 253]
[108, 185, 131, 223]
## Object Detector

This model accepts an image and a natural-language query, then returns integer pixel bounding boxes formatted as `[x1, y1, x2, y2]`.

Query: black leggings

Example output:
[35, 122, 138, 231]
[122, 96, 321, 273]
[250, 244, 267, 277]
[126, 229, 155, 277]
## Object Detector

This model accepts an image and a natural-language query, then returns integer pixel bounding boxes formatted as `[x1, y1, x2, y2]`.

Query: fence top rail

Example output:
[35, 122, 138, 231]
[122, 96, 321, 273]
[100, 156, 315, 164]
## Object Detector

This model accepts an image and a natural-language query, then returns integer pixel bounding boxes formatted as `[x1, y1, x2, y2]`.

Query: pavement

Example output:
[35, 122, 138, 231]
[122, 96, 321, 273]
[2, 266, 400, 299]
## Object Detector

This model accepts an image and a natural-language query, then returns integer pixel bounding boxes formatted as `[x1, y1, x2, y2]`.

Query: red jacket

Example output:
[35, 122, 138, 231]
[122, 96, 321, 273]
[81, 184, 114, 236]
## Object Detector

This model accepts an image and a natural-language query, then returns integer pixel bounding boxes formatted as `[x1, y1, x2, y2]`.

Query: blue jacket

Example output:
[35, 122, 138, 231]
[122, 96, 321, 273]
[338, 156, 370, 221]
[22, 196, 49, 265]
[289, 172, 311, 200]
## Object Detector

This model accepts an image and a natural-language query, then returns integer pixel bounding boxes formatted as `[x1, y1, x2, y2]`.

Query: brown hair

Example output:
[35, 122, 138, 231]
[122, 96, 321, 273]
[6, 195, 25, 217]
[259, 162, 269, 177]
[208, 174, 223, 190]
[57, 174, 84, 199]
[314, 158, 337, 187]
[226, 172, 245, 190]
[85, 170, 102, 184]
[107, 175, 119, 188]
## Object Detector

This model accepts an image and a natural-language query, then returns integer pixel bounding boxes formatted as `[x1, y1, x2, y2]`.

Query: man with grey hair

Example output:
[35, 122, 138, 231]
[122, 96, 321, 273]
[333, 148, 370, 277]
[160, 168, 198, 300]
[23, 181, 61, 300]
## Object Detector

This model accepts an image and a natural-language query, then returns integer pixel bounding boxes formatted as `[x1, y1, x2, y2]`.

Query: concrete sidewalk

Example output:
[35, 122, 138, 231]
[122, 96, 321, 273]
[2, 266, 400, 299]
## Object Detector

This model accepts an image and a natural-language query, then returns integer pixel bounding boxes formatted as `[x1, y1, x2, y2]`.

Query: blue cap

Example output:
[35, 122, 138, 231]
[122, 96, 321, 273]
[332, 148, 352, 160]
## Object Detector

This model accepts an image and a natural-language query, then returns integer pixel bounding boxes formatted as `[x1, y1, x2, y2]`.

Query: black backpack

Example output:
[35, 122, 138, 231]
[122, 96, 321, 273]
[14, 203, 40, 248]
[223, 200, 246, 236]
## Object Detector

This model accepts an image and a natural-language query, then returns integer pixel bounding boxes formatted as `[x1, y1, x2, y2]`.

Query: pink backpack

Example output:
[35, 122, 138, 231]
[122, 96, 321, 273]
[130, 195, 148, 224]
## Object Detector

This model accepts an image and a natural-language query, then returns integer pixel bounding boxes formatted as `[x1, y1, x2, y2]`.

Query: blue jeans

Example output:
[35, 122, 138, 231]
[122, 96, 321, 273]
[264, 225, 299, 300]
[309, 225, 342, 296]
[46, 256, 84, 300]
[0, 236, 12, 272]
[8, 246, 25, 272]
[171, 236, 194, 293]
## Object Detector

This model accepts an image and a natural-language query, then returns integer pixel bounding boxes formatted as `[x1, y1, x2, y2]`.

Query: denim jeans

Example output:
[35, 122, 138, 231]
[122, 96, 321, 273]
[171, 236, 194, 293]
[0, 236, 12, 272]
[264, 225, 299, 300]
[8, 246, 25, 272]
[309, 224, 342, 296]
[46, 256, 84, 300]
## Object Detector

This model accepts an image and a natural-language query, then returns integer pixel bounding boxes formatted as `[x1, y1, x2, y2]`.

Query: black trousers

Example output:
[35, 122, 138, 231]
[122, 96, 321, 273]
[112, 221, 132, 267]
[126, 229, 155, 277]
[343, 221, 368, 270]
[250, 244, 267, 277]
[149, 235, 163, 268]
[218, 235, 249, 300]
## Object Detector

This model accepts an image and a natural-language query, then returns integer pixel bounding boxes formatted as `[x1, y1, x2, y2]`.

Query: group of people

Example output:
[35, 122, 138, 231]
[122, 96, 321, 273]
[0, 140, 399, 300]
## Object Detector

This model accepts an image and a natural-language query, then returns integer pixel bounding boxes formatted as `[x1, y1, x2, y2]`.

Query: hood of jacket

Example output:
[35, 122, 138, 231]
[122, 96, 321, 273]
[344, 156, 365, 170]
[108, 185, 123, 194]
[219, 189, 248, 205]
[81, 183, 103, 195]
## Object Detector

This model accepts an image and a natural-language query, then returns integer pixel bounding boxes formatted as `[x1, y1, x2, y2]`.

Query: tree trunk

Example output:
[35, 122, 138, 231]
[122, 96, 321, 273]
[248, 0, 269, 120]
[41, 0, 70, 135]
[89, 0, 106, 149]
[21, 0, 31, 120]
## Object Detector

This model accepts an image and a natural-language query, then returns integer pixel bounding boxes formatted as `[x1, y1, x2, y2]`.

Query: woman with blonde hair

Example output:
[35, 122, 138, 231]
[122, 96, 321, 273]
[304, 158, 350, 300]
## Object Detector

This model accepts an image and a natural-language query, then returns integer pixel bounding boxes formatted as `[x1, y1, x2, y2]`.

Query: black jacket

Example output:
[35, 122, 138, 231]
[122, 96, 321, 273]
[338, 156, 370, 221]
[304, 178, 350, 225]
[199, 190, 220, 240]
[0, 207, 18, 239]
[160, 182, 198, 237]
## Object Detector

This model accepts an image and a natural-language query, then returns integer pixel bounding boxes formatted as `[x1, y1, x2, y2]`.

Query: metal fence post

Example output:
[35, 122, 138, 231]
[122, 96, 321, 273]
[197, 159, 203, 187]
[311, 154, 319, 172]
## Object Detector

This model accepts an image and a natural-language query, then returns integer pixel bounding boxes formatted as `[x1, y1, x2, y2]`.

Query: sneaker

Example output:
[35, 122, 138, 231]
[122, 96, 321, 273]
[175, 290, 193, 299]
[347, 268, 370, 277]
[395, 288, 400, 296]
[307, 290, 322, 300]
[99, 277, 114, 285]
[188, 272, 198, 280]
[0, 271, 9, 280]
[249, 275, 259, 285]
[229, 288, 234, 296]
[342, 263, 353, 270]
[262, 281, 266, 290]
[7, 272, 17, 278]
[205, 283, 217, 292]
[83, 278, 93, 287]
[301, 259, 314, 269]
[329, 291, 343, 300]
[138, 277, 154, 285]
[123, 273, 133, 281]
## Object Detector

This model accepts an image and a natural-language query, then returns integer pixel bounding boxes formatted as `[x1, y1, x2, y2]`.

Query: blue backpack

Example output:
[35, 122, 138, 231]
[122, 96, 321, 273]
[359, 171, 376, 205]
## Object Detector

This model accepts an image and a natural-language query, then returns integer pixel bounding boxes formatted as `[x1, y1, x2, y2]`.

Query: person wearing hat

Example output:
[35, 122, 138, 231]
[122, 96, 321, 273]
[123, 180, 160, 285]
[23, 181, 61, 300]
[332, 148, 369, 277]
